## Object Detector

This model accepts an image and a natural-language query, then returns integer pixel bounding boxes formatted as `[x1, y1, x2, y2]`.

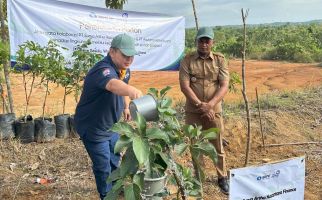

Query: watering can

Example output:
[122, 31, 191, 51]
[129, 94, 159, 121]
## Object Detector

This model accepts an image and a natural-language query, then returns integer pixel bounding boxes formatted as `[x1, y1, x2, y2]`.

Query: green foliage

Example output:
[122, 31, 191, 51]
[14, 40, 67, 118]
[1, 0, 7, 22]
[229, 71, 241, 93]
[14, 40, 48, 118]
[107, 86, 219, 199]
[105, 0, 127, 9]
[39, 40, 66, 118]
[41, 40, 66, 83]
[0, 40, 9, 65]
[185, 23, 322, 63]
[70, 39, 103, 102]
[15, 41, 46, 76]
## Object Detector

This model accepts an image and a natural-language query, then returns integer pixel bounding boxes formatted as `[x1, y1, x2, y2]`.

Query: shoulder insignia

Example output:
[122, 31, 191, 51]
[102, 68, 110, 76]
[213, 52, 225, 58]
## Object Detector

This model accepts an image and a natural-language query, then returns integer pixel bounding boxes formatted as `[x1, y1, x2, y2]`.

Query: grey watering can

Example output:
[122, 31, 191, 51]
[129, 94, 159, 121]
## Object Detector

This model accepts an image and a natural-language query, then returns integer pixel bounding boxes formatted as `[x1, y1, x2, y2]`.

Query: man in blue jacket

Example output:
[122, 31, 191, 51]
[74, 33, 142, 199]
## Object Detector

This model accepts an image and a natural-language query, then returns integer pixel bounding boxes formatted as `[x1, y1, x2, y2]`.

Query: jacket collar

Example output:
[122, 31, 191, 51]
[193, 51, 214, 60]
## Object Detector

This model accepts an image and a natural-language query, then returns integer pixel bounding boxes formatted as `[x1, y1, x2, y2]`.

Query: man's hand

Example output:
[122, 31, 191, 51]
[201, 109, 216, 121]
[198, 102, 214, 113]
[128, 86, 143, 99]
[123, 108, 131, 121]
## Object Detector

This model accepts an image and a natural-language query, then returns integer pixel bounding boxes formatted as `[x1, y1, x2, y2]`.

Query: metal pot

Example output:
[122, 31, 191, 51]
[129, 94, 159, 121]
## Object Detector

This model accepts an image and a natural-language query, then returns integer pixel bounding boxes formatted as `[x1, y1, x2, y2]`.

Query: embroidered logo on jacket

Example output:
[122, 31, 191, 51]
[102, 68, 110, 76]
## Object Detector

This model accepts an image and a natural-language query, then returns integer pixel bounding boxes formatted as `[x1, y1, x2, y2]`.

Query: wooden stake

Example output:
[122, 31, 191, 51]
[241, 8, 251, 167]
[191, 0, 199, 30]
[256, 87, 265, 148]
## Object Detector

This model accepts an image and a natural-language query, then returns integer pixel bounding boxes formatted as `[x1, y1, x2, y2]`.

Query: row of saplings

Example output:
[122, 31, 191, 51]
[0, 113, 77, 143]
[0, 40, 101, 143]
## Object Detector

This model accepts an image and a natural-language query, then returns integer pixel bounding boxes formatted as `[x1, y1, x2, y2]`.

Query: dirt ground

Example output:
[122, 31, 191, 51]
[7, 59, 322, 117]
[0, 60, 321, 200]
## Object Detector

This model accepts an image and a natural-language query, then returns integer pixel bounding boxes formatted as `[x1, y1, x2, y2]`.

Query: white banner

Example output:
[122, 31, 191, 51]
[229, 157, 305, 200]
[7, 0, 185, 70]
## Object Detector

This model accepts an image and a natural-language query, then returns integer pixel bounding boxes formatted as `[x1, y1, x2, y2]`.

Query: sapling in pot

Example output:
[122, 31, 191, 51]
[13, 41, 47, 143]
[34, 40, 65, 142]
[105, 86, 219, 200]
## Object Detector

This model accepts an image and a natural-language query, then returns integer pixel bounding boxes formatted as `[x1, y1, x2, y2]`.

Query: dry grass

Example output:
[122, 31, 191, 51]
[0, 60, 321, 199]
[0, 87, 321, 200]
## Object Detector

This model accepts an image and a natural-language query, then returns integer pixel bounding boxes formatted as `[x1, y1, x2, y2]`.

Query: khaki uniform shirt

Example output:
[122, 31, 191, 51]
[179, 51, 229, 113]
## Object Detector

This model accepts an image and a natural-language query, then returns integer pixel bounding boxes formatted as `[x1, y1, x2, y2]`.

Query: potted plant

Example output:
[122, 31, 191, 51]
[13, 41, 47, 143]
[33, 40, 66, 142]
[54, 67, 73, 138]
[105, 86, 219, 200]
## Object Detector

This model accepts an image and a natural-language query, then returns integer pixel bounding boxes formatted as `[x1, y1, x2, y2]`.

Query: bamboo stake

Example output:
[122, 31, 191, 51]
[255, 87, 265, 148]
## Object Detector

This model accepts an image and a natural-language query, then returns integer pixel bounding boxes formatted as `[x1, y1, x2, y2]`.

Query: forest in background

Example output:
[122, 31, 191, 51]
[185, 21, 322, 63]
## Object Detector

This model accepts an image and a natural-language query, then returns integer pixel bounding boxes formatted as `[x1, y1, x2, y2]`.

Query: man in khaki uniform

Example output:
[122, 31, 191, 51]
[179, 27, 229, 195]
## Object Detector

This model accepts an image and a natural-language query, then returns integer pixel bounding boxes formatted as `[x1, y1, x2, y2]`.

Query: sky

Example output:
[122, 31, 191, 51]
[61, 0, 322, 27]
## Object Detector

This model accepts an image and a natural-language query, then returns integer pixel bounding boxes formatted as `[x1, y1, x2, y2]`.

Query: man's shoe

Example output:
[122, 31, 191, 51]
[218, 177, 229, 195]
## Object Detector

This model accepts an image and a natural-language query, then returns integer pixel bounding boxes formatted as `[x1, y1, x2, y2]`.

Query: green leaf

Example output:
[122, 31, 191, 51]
[160, 86, 171, 98]
[146, 128, 169, 143]
[191, 127, 199, 138]
[110, 122, 135, 137]
[107, 168, 121, 183]
[147, 88, 158, 98]
[135, 112, 146, 136]
[201, 128, 219, 140]
[114, 135, 132, 153]
[191, 151, 205, 182]
[120, 148, 139, 176]
[183, 125, 194, 137]
[104, 188, 121, 200]
[174, 143, 188, 155]
[188, 190, 201, 197]
[194, 142, 218, 164]
[111, 179, 123, 192]
[151, 143, 162, 153]
[133, 172, 144, 190]
[164, 108, 177, 116]
[160, 97, 172, 108]
[124, 183, 141, 200]
[156, 152, 169, 170]
[133, 137, 150, 165]
[157, 107, 168, 113]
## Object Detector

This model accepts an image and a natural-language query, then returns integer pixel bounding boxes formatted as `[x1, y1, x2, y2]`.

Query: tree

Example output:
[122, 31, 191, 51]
[0, 40, 9, 112]
[56, 67, 73, 114]
[105, 0, 127, 9]
[0, 0, 14, 113]
[40, 40, 66, 119]
[14, 41, 47, 120]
